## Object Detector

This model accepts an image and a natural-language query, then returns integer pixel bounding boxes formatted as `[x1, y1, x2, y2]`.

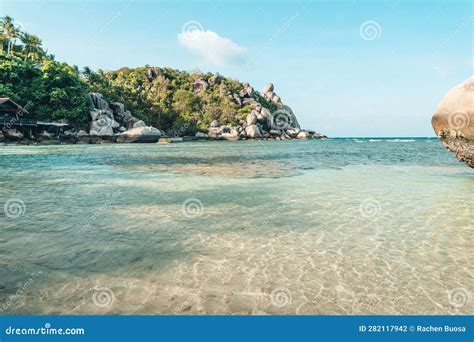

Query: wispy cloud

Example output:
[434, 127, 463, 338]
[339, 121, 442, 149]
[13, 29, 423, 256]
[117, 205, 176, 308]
[178, 28, 247, 68]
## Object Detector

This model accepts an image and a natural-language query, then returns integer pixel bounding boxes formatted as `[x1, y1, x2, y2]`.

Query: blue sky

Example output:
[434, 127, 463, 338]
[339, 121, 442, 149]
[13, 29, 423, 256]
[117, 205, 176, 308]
[1, 0, 472, 136]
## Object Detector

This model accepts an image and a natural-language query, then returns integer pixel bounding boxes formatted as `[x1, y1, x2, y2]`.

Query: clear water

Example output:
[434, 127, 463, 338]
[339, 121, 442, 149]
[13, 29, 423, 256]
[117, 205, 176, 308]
[0, 139, 472, 315]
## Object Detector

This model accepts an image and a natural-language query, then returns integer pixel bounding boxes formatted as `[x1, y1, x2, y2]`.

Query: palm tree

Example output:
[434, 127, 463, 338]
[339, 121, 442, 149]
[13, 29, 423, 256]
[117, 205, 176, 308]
[0, 33, 6, 54]
[0, 16, 19, 55]
[20, 32, 42, 61]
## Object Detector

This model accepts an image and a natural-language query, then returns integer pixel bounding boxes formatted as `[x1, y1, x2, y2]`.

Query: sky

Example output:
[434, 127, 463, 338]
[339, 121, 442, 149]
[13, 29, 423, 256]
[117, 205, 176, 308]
[1, 0, 472, 137]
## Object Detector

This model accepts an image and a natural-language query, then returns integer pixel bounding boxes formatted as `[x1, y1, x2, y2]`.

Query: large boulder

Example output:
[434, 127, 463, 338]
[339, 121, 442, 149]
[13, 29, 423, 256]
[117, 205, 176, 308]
[432, 76, 474, 168]
[263, 83, 274, 93]
[246, 112, 258, 125]
[210, 120, 220, 128]
[89, 93, 110, 110]
[117, 126, 161, 143]
[110, 102, 125, 116]
[90, 109, 114, 121]
[296, 131, 311, 140]
[90, 118, 116, 136]
[89, 108, 120, 137]
[245, 124, 261, 138]
[208, 127, 222, 139]
[222, 128, 239, 140]
[243, 83, 254, 97]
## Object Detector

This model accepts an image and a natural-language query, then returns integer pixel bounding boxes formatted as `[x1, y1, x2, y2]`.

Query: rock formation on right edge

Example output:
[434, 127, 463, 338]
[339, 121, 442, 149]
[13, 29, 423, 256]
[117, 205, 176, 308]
[432, 76, 474, 168]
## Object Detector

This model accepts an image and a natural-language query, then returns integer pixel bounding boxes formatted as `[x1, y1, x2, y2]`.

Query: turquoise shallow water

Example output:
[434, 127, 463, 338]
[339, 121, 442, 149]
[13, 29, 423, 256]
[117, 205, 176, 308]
[0, 139, 473, 314]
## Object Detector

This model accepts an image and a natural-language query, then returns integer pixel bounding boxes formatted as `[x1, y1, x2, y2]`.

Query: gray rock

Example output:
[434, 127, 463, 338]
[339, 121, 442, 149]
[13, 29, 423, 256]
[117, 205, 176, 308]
[263, 83, 274, 93]
[210, 120, 220, 128]
[208, 74, 221, 85]
[246, 112, 258, 125]
[286, 129, 300, 138]
[90, 118, 114, 136]
[117, 126, 161, 143]
[233, 94, 242, 106]
[243, 83, 254, 97]
[222, 128, 239, 140]
[89, 93, 110, 110]
[208, 127, 223, 138]
[110, 102, 125, 116]
[121, 112, 139, 130]
[260, 107, 271, 117]
[76, 130, 88, 137]
[193, 79, 209, 92]
[297, 131, 311, 140]
[245, 124, 261, 138]
[269, 129, 282, 136]
[146, 67, 162, 81]
[133, 120, 147, 128]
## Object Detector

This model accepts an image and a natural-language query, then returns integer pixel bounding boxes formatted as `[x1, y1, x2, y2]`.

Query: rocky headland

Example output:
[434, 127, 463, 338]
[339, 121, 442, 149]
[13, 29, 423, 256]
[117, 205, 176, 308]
[1, 67, 326, 145]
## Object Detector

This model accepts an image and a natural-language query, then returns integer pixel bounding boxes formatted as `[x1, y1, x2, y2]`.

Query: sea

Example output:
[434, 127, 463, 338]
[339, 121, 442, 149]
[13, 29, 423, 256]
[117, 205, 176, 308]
[0, 138, 472, 314]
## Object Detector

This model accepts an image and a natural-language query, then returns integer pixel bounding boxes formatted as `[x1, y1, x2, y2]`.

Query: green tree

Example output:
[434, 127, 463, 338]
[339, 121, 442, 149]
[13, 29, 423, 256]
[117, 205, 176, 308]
[20, 32, 43, 61]
[0, 16, 19, 55]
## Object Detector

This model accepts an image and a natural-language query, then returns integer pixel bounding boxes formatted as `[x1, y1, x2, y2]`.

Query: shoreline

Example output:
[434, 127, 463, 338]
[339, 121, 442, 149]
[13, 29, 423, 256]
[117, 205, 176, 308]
[0, 136, 440, 146]
[0, 134, 328, 146]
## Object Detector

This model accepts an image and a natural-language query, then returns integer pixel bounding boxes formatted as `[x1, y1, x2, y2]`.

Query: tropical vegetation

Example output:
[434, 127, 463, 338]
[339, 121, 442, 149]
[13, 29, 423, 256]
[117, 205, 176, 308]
[0, 16, 275, 132]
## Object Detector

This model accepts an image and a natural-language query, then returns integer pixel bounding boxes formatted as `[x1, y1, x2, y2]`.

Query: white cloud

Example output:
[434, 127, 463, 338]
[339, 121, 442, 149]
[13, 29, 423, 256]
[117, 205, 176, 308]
[178, 30, 247, 68]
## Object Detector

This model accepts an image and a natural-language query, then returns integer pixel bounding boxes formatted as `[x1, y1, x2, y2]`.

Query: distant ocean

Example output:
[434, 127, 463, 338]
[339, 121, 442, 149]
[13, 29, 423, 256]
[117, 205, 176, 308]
[1, 139, 472, 315]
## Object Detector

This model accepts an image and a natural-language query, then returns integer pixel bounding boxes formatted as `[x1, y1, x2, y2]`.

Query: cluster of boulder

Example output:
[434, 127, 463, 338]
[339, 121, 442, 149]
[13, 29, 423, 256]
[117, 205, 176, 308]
[205, 82, 324, 140]
[65, 93, 164, 144]
[432, 76, 473, 168]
